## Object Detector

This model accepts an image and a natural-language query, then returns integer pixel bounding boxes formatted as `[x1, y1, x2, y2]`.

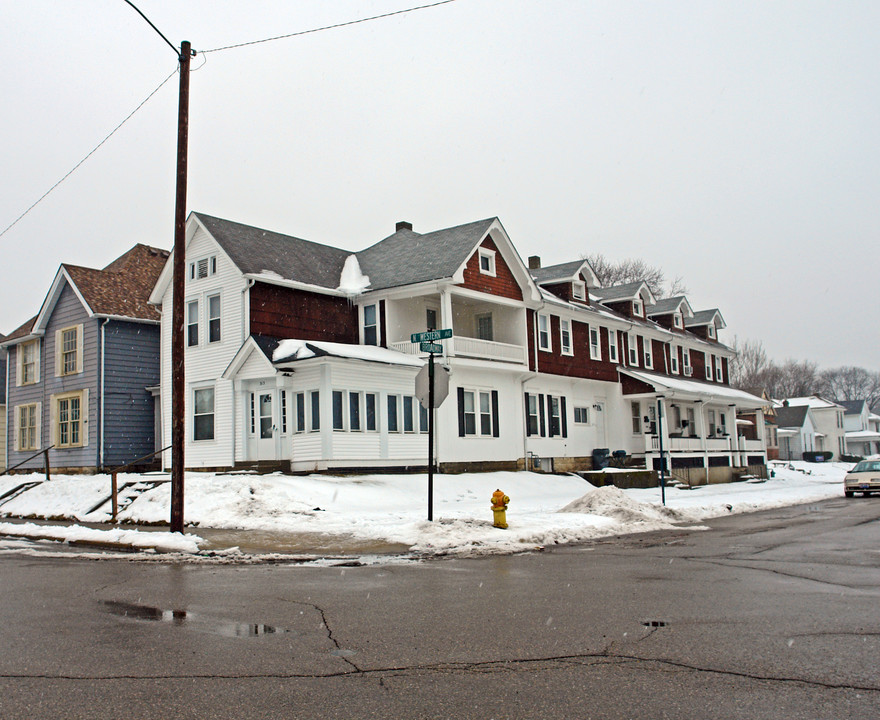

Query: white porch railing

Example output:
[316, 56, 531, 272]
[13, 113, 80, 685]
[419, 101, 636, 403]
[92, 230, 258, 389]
[645, 435, 741, 452]
[390, 337, 526, 364]
[739, 439, 764, 452]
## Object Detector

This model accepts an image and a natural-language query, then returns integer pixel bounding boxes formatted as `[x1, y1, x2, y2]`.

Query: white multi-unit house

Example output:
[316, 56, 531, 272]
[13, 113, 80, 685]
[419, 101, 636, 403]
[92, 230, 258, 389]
[841, 400, 880, 457]
[149, 212, 767, 481]
[782, 396, 848, 459]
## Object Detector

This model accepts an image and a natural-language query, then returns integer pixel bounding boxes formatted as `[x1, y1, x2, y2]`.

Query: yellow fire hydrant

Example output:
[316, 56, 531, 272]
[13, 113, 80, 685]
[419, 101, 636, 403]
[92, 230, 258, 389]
[491, 489, 510, 529]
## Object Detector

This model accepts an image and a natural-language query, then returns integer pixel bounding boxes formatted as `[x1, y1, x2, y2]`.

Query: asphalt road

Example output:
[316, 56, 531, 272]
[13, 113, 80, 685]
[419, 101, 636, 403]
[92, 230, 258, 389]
[1, 496, 879, 719]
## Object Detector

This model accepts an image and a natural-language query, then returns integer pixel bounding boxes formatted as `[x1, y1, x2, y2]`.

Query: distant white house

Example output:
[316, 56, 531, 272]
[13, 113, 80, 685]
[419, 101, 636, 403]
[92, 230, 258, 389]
[841, 400, 880, 457]
[783, 396, 847, 459]
[774, 404, 819, 461]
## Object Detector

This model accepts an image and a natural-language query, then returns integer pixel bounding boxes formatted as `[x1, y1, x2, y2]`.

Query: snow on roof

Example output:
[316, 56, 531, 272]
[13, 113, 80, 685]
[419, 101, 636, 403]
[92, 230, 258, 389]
[273, 339, 424, 367]
[619, 368, 766, 408]
[846, 430, 880, 440]
[337, 254, 371, 296]
[784, 396, 842, 410]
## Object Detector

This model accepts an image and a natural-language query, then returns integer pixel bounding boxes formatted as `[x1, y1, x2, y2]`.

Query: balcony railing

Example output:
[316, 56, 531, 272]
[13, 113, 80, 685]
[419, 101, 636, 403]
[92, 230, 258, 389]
[390, 337, 526, 364]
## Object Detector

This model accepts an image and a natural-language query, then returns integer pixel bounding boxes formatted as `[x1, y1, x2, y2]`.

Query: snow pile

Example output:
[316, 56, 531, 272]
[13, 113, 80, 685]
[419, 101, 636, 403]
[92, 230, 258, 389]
[337, 254, 370, 296]
[0, 521, 201, 553]
[273, 338, 424, 367]
[560, 485, 691, 525]
[272, 339, 316, 362]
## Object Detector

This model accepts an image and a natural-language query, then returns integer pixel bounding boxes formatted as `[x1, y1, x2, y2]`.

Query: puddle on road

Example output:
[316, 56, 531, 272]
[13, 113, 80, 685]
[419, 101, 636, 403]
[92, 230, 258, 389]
[102, 600, 286, 637]
[195, 528, 411, 556]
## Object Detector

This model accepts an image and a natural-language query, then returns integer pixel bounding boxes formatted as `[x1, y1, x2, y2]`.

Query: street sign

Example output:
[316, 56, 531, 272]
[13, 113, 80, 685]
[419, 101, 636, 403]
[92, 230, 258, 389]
[411, 328, 452, 343]
[415, 364, 450, 408]
[420, 342, 443, 353]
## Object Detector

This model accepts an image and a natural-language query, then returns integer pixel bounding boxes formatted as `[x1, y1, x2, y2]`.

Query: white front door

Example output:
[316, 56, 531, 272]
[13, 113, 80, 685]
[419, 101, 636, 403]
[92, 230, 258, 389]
[594, 400, 606, 448]
[250, 391, 276, 460]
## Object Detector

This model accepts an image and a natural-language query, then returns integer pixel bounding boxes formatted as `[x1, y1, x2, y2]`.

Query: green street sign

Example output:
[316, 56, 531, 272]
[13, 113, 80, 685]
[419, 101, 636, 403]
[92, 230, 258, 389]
[420, 342, 443, 353]
[411, 328, 452, 343]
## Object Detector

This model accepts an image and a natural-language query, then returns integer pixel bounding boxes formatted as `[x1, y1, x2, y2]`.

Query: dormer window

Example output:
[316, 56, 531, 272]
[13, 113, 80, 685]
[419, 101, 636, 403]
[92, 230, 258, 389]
[478, 248, 496, 277]
[572, 281, 586, 301]
[708, 324, 716, 339]
[673, 313, 683, 329]
[190, 256, 217, 281]
[632, 299, 643, 316]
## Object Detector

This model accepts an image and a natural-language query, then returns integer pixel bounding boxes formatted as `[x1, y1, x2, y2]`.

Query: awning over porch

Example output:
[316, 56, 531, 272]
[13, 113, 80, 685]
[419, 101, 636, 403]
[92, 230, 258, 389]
[618, 368, 767, 409]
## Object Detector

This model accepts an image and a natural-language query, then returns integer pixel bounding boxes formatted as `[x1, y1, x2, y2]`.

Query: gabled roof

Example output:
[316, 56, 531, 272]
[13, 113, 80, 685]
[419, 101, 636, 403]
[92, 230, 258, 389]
[356, 218, 498, 290]
[785, 396, 844, 410]
[530, 259, 598, 286]
[686, 309, 726, 330]
[194, 212, 353, 289]
[2, 315, 39, 345]
[841, 399, 866, 415]
[775, 405, 811, 429]
[592, 281, 655, 305]
[646, 296, 693, 318]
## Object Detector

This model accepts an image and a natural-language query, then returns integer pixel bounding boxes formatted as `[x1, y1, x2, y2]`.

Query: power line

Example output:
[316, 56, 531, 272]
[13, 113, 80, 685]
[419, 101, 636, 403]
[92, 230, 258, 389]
[0, 68, 178, 241]
[202, 0, 459, 54]
[122, 0, 180, 57]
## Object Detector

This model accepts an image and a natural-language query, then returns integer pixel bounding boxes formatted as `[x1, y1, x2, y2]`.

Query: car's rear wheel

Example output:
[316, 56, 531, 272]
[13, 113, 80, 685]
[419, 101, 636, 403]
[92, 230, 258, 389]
[844, 491, 855, 497]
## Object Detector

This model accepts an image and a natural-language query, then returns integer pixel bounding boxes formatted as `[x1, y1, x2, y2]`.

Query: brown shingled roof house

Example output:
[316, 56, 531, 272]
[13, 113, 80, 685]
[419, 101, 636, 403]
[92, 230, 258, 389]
[2, 244, 169, 473]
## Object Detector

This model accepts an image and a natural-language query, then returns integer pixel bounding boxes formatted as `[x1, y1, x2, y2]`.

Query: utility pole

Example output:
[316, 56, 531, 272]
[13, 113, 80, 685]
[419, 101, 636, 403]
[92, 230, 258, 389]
[170, 41, 192, 534]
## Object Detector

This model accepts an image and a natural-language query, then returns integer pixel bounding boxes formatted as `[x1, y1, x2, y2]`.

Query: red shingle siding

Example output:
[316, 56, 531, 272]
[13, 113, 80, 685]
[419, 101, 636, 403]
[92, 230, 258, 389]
[533, 314, 619, 382]
[460, 238, 523, 300]
[249, 282, 358, 342]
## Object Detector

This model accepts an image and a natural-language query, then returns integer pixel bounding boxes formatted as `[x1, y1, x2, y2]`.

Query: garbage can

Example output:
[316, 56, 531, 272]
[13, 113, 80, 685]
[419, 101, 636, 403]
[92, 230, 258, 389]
[592, 448, 610, 470]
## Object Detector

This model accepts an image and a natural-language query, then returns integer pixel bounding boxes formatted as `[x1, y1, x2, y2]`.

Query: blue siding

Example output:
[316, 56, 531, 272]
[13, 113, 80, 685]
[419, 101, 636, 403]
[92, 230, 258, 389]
[102, 321, 159, 467]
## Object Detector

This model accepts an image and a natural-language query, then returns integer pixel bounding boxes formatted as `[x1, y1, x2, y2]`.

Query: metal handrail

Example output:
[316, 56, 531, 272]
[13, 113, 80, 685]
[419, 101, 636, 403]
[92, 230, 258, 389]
[1, 446, 56, 477]
[102, 445, 171, 522]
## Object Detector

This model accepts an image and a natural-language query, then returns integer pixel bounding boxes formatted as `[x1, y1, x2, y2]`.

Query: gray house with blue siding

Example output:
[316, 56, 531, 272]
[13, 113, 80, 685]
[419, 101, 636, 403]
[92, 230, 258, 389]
[0, 332, 6, 471]
[2, 244, 168, 473]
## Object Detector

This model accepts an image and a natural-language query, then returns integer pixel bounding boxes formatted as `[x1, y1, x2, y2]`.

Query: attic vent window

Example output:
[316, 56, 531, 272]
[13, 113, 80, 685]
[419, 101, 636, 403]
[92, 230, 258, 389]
[190, 256, 217, 281]
[478, 248, 496, 277]
[572, 281, 586, 301]
[632, 299, 643, 316]
[674, 313, 683, 328]
[708, 324, 716, 339]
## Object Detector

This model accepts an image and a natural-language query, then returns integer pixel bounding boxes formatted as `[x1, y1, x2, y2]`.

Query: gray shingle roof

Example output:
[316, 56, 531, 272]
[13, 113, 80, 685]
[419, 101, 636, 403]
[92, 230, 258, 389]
[646, 296, 687, 316]
[356, 218, 497, 291]
[686, 309, 722, 327]
[841, 400, 865, 415]
[195, 213, 353, 289]
[775, 405, 810, 429]
[592, 281, 646, 303]
[530, 260, 586, 284]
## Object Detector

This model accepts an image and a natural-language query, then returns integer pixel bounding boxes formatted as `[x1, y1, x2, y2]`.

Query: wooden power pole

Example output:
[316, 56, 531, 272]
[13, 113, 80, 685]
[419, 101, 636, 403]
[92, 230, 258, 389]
[170, 41, 192, 534]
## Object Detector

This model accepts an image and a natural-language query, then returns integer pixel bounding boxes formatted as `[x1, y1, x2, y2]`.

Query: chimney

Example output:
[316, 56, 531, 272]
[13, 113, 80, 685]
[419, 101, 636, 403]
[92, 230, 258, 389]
[396, 221, 413, 232]
[528, 255, 541, 270]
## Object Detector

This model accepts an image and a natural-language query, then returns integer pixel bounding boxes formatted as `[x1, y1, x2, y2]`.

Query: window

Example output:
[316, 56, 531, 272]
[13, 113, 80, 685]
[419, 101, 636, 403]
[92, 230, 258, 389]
[643, 337, 653, 369]
[187, 300, 199, 347]
[426, 308, 438, 331]
[476, 313, 494, 342]
[403, 395, 415, 432]
[17, 404, 39, 451]
[708, 324, 716, 339]
[295, 392, 306, 433]
[208, 295, 221, 343]
[349, 392, 361, 431]
[589, 326, 601, 360]
[363, 304, 378, 346]
[574, 406, 590, 424]
[560, 319, 572, 355]
[332, 391, 345, 430]
[670, 346, 679, 374]
[366, 393, 377, 432]
[419, 401, 429, 433]
[55, 392, 85, 448]
[705, 354, 713, 380]
[683, 349, 692, 376]
[525, 393, 540, 436]
[478, 248, 496, 276]
[310, 391, 321, 431]
[18, 340, 38, 385]
[280, 391, 288, 434]
[572, 281, 586, 301]
[57, 325, 81, 376]
[715, 357, 723, 382]
[387, 394, 399, 432]
[193, 388, 214, 441]
[632, 299, 643, 316]
[628, 333, 638, 366]
[673, 313, 683, 329]
[459, 388, 498, 437]
[608, 330, 618, 363]
[720, 412, 727, 435]
[686, 407, 696, 436]
[255, 393, 273, 439]
[548, 396, 562, 437]
[708, 410, 717, 436]
[538, 314, 551, 351]
[189, 256, 217, 280]
[632, 401, 642, 434]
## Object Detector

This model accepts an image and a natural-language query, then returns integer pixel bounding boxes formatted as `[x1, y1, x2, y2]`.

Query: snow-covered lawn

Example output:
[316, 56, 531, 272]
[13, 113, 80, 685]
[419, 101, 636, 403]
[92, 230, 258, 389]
[0, 461, 851, 558]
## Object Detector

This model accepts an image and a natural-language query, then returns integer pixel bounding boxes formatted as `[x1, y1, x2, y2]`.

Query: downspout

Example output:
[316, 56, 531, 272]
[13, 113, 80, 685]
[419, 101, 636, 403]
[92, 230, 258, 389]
[99, 318, 109, 469]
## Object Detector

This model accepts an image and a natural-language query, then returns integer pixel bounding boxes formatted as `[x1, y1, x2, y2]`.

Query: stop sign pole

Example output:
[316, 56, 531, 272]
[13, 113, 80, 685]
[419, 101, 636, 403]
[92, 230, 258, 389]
[412, 329, 452, 521]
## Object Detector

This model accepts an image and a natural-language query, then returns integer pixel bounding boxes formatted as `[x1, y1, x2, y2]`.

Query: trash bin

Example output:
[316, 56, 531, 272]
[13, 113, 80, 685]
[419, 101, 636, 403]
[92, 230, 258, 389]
[592, 448, 610, 470]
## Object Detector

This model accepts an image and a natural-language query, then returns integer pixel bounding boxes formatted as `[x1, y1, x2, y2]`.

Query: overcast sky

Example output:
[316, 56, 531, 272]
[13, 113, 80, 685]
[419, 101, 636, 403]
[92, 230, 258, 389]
[2, 1, 878, 369]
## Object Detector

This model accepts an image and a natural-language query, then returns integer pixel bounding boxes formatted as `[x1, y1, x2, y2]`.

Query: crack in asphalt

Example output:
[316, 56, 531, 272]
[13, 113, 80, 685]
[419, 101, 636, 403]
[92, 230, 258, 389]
[3, 649, 878, 693]
[278, 598, 362, 673]
[681, 556, 870, 591]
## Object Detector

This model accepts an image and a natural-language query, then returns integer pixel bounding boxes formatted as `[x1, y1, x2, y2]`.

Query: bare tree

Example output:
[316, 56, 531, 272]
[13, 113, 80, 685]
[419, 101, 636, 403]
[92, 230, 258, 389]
[729, 337, 770, 390]
[816, 366, 880, 408]
[585, 253, 688, 299]
[772, 359, 820, 399]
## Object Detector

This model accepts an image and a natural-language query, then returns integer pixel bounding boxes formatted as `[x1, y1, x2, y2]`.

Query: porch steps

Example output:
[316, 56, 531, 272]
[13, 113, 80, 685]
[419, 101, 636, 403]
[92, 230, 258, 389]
[86, 480, 169, 516]
[0, 481, 42, 508]
[232, 461, 287, 475]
